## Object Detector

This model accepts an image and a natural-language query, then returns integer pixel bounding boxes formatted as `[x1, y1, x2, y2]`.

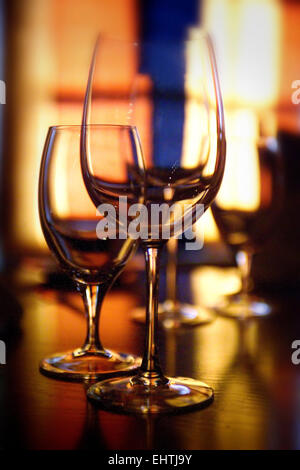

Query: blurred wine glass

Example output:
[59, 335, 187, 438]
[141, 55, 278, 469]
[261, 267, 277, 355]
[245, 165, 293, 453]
[132, 237, 214, 328]
[38, 125, 141, 380]
[212, 135, 284, 319]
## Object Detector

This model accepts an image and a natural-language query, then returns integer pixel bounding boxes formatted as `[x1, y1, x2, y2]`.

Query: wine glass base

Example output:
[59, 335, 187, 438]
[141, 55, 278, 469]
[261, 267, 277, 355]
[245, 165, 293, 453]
[87, 375, 214, 414]
[215, 293, 272, 320]
[40, 349, 141, 381]
[132, 302, 215, 329]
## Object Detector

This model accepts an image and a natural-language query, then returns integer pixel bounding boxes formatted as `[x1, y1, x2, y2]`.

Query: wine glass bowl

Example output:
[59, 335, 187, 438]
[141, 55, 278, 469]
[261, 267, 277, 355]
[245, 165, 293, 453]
[38, 125, 142, 380]
[212, 135, 283, 319]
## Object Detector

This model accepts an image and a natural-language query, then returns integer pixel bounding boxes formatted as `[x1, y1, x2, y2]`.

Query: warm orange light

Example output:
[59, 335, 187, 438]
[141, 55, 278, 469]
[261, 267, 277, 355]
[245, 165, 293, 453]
[10, 0, 139, 252]
[202, 0, 282, 109]
[217, 110, 260, 212]
[196, 0, 282, 241]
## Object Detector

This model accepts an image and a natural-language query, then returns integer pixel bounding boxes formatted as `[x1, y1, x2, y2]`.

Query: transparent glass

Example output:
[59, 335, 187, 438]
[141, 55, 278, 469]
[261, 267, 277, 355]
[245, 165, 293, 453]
[38, 125, 142, 380]
[83, 32, 216, 329]
[212, 136, 283, 319]
[82, 31, 226, 413]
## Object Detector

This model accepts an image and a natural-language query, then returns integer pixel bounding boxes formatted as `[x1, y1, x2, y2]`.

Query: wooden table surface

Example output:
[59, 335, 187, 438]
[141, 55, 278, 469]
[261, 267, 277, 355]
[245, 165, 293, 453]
[1, 264, 300, 450]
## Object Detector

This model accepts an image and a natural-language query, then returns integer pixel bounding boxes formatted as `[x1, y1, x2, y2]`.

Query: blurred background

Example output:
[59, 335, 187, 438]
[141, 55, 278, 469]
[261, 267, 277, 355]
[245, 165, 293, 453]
[2, 0, 300, 450]
[0, 0, 300, 287]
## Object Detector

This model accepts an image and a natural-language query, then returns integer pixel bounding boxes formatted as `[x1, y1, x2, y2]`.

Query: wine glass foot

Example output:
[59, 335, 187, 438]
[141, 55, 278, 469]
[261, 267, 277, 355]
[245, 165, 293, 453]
[215, 293, 272, 320]
[39, 349, 141, 381]
[87, 375, 214, 414]
[132, 302, 215, 329]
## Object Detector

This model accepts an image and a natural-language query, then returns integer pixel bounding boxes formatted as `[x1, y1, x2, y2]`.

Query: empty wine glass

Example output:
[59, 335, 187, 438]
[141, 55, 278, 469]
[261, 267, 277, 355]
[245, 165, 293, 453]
[38, 125, 142, 380]
[212, 135, 283, 319]
[83, 31, 226, 413]
[83, 32, 216, 328]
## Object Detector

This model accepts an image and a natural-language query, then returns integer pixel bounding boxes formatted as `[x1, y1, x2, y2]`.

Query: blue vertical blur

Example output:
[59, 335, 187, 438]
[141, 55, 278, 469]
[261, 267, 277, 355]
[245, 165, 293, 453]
[139, 0, 199, 167]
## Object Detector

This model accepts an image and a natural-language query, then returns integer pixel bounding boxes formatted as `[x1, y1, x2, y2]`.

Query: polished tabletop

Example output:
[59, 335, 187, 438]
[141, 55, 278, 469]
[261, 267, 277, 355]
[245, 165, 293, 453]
[1, 261, 300, 450]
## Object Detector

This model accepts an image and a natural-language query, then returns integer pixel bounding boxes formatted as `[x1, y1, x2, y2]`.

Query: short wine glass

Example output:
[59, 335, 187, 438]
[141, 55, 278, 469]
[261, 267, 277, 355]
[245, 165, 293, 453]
[83, 32, 226, 413]
[38, 124, 142, 380]
[212, 135, 283, 319]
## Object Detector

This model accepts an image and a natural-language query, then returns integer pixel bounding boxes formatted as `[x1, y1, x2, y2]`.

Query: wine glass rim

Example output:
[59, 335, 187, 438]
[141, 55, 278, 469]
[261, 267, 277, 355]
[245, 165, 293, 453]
[92, 29, 210, 46]
[48, 124, 138, 132]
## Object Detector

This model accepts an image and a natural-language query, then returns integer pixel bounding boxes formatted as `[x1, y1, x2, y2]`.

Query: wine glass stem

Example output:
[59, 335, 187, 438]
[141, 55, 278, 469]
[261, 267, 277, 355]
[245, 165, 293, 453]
[166, 237, 178, 308]
[137, 245, 168, 385]
[236, 250, 253, 297]
[79, 284, 107, 354]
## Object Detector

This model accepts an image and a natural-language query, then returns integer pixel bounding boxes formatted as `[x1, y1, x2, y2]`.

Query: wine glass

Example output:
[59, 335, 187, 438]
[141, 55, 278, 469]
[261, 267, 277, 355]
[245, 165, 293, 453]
[212, 135, 283, 319]
[38, 124, 142, 380]
[83, 33, 215, 328]
[82, 32, 226, 413]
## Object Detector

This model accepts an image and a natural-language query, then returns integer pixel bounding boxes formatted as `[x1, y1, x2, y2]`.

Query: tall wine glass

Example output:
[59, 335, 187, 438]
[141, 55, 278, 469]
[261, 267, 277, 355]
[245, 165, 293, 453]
[212, 135, 283, 319]
[82, 33, 216, 328]
[38, 125, 142, 380]
[82, 32, 226, 413]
